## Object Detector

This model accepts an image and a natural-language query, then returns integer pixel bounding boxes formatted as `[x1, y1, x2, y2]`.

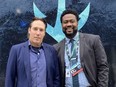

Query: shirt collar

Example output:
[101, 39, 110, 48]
[28, 40, 43, 49]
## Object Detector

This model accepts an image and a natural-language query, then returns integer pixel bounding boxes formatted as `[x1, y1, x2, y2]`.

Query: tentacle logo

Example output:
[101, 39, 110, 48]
[33, 0, 90, 42]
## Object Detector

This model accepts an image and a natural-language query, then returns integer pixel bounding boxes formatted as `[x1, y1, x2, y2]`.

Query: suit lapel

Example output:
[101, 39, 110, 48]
[42, 43, 49, 64]
[23, 41, 32, 87]
[42, 43, 50, 79]
[59, 39, 65, 77]
[79, 33, 85, 63]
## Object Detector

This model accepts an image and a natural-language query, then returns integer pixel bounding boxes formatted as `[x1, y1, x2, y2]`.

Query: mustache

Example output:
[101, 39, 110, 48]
[64, 26, 77, 30]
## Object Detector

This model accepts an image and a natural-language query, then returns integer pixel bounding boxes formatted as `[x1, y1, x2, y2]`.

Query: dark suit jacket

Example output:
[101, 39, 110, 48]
[5, 41, 60, 87]
[54, 33, 109, 87]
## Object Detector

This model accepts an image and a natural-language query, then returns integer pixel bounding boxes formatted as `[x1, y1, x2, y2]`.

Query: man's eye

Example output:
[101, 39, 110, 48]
[39, 29, 44, 32]
[33, 28, 38, 31]
[63, 21, 68, 24]
[70, 20, 75, 23]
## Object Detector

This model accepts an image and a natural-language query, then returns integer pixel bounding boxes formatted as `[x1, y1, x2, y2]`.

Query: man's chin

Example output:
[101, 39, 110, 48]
[65, 33, 73, 37]
[63, 31, 72, 36]
[66, 32, 74, 35]
[63, 29, 77, 38]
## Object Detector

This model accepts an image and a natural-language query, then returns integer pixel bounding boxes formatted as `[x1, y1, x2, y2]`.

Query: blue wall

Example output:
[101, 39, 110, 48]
[0, 0, 116, 86]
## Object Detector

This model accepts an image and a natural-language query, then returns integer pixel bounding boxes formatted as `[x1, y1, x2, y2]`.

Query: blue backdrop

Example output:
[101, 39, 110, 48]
[0, 0, 116, 86]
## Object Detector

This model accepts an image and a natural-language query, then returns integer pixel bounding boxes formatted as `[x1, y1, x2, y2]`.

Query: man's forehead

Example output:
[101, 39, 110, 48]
[63, 14, 76, 18]
[62, 14, 77, 21]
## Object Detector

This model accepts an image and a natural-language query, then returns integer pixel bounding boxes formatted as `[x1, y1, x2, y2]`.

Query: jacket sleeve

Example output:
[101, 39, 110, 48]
[5, 46, 17, 87]
[53, 48, 61, 87]
[94, 36, 109, 87]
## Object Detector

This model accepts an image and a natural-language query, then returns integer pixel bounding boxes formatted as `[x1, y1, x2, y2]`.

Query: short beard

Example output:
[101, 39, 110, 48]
[63, 29, 77, 39]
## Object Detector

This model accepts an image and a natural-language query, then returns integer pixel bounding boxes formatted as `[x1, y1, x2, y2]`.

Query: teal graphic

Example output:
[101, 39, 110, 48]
[33, 0, 90, 42]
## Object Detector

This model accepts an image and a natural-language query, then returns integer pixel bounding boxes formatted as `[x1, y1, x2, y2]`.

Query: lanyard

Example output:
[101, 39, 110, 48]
[65, 41, 79, 60]
[65, 34, 79, 61]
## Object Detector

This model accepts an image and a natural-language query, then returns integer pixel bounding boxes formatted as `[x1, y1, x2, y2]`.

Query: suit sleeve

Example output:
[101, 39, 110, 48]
[94, 36, 109, 87]
[53, 48, 61, 87]
[5, 46, 17, 87]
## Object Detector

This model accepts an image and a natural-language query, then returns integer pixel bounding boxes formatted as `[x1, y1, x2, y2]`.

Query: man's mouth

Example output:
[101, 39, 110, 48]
[66, 28, 73, 32]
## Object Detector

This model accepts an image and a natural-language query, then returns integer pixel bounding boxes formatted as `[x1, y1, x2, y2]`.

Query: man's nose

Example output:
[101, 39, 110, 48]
[36, 30, 41, 34]
[67, 22, 72, 26]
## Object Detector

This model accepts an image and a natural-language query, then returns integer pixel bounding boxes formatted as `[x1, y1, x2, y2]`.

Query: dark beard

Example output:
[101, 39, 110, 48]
[63, 29, 77, 39]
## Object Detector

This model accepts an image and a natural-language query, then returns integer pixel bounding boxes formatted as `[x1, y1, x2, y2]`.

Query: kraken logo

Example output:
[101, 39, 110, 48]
[33, 0, 90, 42]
